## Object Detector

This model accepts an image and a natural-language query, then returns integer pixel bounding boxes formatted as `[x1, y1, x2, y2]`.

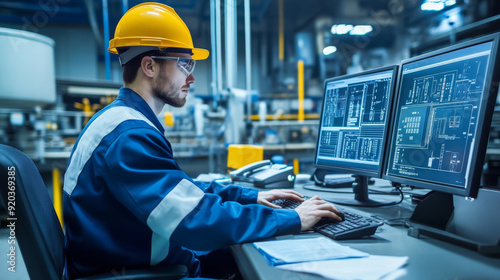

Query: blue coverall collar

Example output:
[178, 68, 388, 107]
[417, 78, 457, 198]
[116, 87, 166, 134]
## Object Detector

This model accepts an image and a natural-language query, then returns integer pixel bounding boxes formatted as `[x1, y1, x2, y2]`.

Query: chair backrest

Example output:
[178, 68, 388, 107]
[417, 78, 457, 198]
[0, 144, 65, 280]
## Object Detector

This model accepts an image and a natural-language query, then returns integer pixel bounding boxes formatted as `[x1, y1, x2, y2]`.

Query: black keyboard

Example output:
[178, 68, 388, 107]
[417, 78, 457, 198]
[272, 198, 383, 240]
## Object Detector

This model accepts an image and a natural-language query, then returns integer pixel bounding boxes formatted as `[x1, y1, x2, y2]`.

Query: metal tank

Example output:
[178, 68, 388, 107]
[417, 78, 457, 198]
[0, 27, 55, 108]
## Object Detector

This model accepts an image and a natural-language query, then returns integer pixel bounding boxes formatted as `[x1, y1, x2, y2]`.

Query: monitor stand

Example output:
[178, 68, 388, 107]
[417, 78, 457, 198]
[408, 188, 500, 256]
[327, 175, 401, 207]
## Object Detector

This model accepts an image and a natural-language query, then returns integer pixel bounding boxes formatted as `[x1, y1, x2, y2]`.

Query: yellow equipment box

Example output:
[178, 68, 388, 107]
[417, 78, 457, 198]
[227, 145, 264, 170]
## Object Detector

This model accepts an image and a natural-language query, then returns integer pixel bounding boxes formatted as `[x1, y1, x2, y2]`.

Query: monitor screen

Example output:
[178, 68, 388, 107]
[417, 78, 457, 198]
[314, 66, 398, 178]
[384, 34, 500, 198]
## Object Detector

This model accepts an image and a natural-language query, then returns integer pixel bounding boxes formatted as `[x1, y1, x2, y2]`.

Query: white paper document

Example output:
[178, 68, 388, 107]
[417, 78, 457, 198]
[253, 236, 408, 279]
[253, 237, 368, 265]
[277, 255, 409, 280]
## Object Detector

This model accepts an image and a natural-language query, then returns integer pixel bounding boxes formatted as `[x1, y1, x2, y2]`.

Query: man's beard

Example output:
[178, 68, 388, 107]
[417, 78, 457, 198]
[152, 67, 186, 108]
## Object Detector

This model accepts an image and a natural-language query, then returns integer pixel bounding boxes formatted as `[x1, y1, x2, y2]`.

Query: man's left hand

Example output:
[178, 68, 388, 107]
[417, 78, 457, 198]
[257, 189, 305, 208]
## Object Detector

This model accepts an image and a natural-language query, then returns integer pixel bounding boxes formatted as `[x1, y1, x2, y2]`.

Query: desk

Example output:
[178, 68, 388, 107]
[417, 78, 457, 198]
[231, 183, 500, 279]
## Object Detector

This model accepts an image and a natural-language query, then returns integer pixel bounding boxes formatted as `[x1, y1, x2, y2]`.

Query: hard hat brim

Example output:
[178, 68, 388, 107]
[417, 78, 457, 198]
[192, 48, 209, 60]
[109, 43, 209, 61]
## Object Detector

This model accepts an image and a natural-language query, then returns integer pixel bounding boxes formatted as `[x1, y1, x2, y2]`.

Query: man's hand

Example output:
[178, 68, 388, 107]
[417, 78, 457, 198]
[294, 196, 344, 231]
[257, 189, 305, 208]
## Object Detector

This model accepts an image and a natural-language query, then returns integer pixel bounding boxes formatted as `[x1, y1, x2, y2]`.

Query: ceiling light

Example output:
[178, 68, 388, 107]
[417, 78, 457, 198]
[323, 46, 337, 55]
[331, 24, 373, 36]
[331, 24, 353, 35]
[445, 0, 456, 6]
[350, 25, 373, 35]
[421, 2, 444, 11]
[421, 0, 453, 11]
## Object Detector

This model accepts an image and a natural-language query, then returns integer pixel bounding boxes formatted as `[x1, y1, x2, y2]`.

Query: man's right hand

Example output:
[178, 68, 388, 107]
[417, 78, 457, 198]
[294, 196, 344, 231]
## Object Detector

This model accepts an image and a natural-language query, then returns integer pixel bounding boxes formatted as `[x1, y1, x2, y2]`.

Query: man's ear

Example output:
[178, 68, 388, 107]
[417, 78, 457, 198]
[140, 56, 155, 78]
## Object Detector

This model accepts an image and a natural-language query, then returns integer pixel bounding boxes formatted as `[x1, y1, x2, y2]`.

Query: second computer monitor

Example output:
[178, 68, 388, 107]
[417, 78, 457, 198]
[384, 33, 500, 198]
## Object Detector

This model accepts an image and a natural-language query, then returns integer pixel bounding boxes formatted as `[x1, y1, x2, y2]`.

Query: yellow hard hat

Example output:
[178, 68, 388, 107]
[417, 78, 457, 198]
[108, 2, 209, 62]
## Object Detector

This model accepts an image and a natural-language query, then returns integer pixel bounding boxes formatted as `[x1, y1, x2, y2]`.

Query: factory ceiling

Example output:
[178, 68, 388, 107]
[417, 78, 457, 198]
[2, 1, 499, 60]
[0, 0, 420, 27]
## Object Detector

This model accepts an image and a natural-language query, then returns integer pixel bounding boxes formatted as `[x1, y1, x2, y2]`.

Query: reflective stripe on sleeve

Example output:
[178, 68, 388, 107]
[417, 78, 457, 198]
[147, 179, 204, 266]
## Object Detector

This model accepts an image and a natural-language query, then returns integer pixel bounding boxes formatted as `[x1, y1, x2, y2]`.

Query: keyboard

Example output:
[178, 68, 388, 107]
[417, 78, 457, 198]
[272, 198, 383, 240]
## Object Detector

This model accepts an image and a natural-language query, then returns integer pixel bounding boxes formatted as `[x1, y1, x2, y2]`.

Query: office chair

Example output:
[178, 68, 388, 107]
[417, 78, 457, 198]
[0, 144, 188, 280]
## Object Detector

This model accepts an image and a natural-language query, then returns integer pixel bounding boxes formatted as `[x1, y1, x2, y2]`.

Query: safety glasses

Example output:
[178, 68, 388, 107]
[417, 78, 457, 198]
[150, 56, 196, 76]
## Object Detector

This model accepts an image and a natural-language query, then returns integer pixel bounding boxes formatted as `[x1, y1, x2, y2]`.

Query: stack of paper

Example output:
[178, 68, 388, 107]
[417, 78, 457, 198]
[253, 236, 369, 265]
[253, 237, 408, 280]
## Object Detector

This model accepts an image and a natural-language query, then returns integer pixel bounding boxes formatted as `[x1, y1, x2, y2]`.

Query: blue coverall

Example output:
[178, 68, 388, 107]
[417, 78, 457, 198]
[63, 88, 301, 279]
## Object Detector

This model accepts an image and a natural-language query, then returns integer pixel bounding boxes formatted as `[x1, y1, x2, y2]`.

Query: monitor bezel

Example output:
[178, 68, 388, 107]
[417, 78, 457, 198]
[314, 65, 399, 178]
[382, 33, 500, 198]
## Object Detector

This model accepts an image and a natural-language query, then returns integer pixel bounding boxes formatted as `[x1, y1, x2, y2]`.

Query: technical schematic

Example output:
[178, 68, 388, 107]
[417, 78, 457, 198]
[318, 71, 393, 169]
[388, 43, 491, 186]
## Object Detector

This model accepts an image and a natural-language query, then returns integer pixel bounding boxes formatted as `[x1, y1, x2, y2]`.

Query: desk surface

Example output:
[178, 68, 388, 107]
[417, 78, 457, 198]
[231, 182, 500, 280]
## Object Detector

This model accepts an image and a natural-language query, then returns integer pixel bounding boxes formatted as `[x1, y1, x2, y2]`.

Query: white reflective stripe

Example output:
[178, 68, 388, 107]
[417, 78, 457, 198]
[63, 106, 157, 195]
[147, 179, 204, 266]
[150, 232, 168, 266]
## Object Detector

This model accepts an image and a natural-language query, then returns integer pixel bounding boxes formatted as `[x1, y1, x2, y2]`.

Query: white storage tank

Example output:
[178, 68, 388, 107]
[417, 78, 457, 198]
[0, 27, 55, 108]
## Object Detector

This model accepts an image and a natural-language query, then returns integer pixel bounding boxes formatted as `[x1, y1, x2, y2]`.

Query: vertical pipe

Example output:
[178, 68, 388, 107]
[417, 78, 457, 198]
[293, 158, 300, 174]
[102, 0, 111, 80]
[225, 0, 236, 89]
[225, 0, 239, 144]
[279, 0, 284, 61]
[209, 0, 220, 172]
[216, 0, 223, 93]
[52, 168, 63, 228]
[210, 0, 219, 108]
[298, 60, 305, 122]
[244, 0, 252, 136]
[245, 0, 251, 92]
[121, 0, 128, 15]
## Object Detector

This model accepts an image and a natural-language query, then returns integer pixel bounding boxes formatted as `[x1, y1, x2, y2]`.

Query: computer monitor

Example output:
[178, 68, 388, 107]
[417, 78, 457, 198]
[384, 33, 500, 199]
[314, 65, 399, 206]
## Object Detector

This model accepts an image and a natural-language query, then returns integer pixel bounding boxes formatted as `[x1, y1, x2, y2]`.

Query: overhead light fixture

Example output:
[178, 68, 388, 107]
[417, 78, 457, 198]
[331, 24, 373, 36]
[421, 2, 444, 11]
[323, 46, 337, 55]
[350, 25, 373, 36]
[331, 24, 353, 35]
[421, 0, 455, 11]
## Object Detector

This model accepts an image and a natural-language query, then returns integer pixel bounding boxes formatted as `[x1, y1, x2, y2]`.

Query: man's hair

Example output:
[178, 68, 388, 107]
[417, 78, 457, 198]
[118, 48, 167, 84]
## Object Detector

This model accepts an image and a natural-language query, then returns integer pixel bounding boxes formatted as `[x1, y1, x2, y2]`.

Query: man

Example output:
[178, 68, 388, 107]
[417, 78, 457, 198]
[63, 2, 343, 279]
